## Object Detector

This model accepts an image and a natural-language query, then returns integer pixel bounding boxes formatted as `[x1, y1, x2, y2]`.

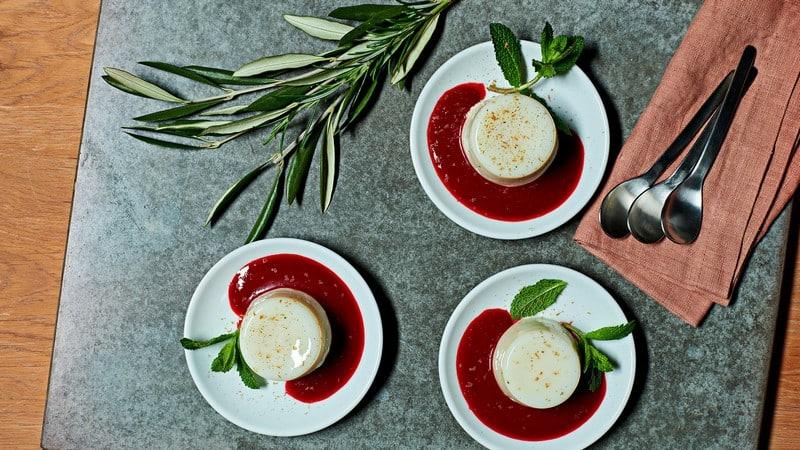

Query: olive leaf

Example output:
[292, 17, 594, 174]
[283, 14, 354, 40]
[103, 68, 185, 103]
[245, 162, 284, 243]
[133, 99, 224, 122]
[234, 53, 328, 77]
[391, 15, 439, 84]
[139, 61, 220, 87]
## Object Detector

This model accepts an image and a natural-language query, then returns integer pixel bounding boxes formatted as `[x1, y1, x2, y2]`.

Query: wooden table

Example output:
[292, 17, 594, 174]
[0, 1, 797, 448]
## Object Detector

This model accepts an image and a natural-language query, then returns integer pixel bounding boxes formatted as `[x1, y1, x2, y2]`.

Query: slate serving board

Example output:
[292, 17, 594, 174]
[43, 0, 789, 448]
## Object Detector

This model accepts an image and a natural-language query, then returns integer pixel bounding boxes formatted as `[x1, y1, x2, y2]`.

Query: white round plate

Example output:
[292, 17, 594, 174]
[183, 238, 382, 436]
[410, 41, 610, 239]
[439, 264, 635, 450]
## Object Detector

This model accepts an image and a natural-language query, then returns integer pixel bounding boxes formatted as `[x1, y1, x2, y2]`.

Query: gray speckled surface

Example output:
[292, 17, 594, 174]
[42, 0, 788, 448]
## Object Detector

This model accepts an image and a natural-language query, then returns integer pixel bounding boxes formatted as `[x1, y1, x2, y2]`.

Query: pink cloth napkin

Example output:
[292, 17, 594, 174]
[574, 0, 800, 325]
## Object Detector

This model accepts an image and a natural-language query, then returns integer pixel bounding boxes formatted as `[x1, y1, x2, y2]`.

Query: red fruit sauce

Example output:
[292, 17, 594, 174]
[456, 308, 605, 441]
[427, 82, 584, 221]
[228, 253, 365, 403]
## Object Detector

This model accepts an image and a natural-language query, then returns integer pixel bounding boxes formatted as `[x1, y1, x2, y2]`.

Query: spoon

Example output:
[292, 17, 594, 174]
[662, 45, 756, 244]
[599, 71, 733, 238]
[627, 109, 718, 243]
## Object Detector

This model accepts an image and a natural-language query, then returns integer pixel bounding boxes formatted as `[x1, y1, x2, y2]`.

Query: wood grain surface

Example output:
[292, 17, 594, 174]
[0, 0, 796, 448]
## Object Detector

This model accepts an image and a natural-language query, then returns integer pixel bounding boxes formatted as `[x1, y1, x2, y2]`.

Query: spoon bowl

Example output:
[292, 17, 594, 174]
[599, 177, 653, 238]
[626, 182, 674, 243]
[662, 178, 704, 244]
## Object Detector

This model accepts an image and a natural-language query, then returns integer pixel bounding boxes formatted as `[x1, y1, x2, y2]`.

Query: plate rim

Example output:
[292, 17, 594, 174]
[409, 40, 610, 240]
[183, 237, 383, 436]
[438, 263, 636, 449]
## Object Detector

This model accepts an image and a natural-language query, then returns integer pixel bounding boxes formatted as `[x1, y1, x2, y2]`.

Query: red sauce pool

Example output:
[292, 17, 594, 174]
[456, 308, 605, 441]
[228, 253, 365, 403]
[427, 82, 585, 221]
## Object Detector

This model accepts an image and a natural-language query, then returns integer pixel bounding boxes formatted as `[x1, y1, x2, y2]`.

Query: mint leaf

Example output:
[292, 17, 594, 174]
[540, 22, 554, 61]
[490, 23, 525, 88]
[180, 332, 237, 350]
[509, 279, 567, 319]
[211, 336, 238, 372]
[584, 321, 636, 341]
[235, 339, 266, 389]
[586, 344, 614, 372]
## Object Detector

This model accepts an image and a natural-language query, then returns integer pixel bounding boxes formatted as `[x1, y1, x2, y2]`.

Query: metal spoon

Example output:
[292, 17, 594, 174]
[599, 71, 733, 238]
[627, 108, 718, 243]
[662, 45, 756, 244]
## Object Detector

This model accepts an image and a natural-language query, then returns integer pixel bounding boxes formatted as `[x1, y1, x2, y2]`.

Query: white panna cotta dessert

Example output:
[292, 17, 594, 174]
[492, 317, 581, 409]
[461, 93, 558, 186]
[239, 288, 332, 381]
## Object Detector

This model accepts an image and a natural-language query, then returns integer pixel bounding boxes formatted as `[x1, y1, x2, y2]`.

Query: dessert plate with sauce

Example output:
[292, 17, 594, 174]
[183, 238, 382, 436]
[438, 264, 635, 449]
[410, 42, 610, 239]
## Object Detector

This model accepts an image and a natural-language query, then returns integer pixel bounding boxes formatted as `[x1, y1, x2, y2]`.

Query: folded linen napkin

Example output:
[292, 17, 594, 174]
[574, 0, 800, 325]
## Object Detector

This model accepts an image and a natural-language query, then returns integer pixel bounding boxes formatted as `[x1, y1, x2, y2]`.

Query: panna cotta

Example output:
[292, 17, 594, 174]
[461, 93, 558, 186]
[239, 288, 331, 381]
[492, 317, 581, 409]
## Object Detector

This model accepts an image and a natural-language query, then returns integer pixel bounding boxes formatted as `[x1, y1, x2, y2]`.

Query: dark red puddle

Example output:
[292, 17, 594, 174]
[427, 82, 584, 221]
[228, 253, 365, 403]
[456, 308, 605, 441]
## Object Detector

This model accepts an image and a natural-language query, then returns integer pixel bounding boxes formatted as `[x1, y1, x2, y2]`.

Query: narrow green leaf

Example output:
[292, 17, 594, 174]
[329, 4, 407, 21]
[156, 119, 231, 131]
[337, 6, 410, 45]
[489, 23, 525, 88]
[103, 67, 185, 103]
[509, 279, 567, 319]
[283, 14, 354, 41]
[235, 339, 266, 389]
[210, 337, 238, 372]
[123, 126, 201, 138]
[206, 162, 270, 225]
[180, 332, 237, 350]
[245, 162, 284, 243]
[139, 61, 220, 87]
[234, 53, 328, 77]
[102, 75, 150, 99]
[183, 66, 277, 85]
[391, 15, 439, 84]
[282, 67, 352, 86]
[201, 106, 292, 135]
[199, 104, 249, 116]
[133, 99, 224, 122]
[320, 114, 338, 212]
[348, 75, 379, 125]
[243, 86, 312, 112]
[125, 132, 207, 150]
[286, 124, 322, 204]
[584, 321, 636, 341]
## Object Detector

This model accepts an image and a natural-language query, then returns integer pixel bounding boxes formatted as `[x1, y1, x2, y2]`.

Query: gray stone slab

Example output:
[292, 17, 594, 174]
[42, 0, 788, 448]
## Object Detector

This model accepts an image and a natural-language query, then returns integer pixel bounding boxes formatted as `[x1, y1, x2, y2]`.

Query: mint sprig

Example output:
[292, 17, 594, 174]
[181, 329, 266, 389]
[510, 279, 635, 392]
[563, 322, 634, 392]
[487, 22, 585, 135]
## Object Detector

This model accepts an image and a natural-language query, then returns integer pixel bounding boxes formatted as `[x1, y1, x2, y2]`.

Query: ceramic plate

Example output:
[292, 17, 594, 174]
[439, 264, 635, 449]
[183, 238, 382, 436]
[410, 41, 610, 239]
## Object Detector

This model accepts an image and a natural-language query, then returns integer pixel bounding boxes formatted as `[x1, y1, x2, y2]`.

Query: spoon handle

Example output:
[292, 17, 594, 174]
[643, 71, 733, 180]
[684, 46, 756, 184]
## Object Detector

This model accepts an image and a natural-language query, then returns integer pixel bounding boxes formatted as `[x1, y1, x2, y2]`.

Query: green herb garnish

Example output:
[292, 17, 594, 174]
[510, 280, 635, 392]
[509, 279, 567, 319]
[488, 22, 584, 135]
[103, 0, 456, 242]
[181, 330, 266, 389]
